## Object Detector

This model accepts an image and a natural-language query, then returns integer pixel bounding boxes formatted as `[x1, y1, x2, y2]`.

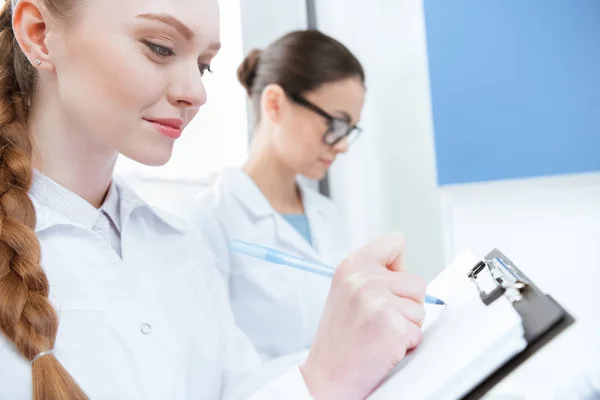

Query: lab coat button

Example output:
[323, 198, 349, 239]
[140, 323, 152, 335]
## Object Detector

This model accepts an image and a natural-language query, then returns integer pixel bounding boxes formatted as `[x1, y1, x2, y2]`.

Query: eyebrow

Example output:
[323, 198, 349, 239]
[137, 13, 195, 40]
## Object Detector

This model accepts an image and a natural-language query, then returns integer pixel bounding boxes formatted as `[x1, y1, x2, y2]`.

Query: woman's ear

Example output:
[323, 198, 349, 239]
[12, 0, 52, 70]
[260, 84, 288, 124]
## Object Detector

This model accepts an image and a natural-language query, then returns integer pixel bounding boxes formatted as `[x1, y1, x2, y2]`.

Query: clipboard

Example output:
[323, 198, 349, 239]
[462, 248, 574, 399]
[368, 248, 574, 400]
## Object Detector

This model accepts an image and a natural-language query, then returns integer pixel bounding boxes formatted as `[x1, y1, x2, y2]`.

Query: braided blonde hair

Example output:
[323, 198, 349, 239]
[0, 1, 87, 398]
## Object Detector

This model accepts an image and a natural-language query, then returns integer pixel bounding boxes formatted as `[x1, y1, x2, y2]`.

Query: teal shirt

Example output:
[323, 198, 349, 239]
[282, 214, 313, 246]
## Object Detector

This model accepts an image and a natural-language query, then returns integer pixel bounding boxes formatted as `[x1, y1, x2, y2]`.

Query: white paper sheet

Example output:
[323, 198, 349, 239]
[369, 251, 527, 400]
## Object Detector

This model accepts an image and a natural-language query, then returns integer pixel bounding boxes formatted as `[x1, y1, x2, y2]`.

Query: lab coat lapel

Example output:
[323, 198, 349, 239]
[300, 185, 340, 267]
[225, 169, 273, 221]
[226, 169, 323, 262]
[272, 210, 320, 263]
[274, 184, 333, 264]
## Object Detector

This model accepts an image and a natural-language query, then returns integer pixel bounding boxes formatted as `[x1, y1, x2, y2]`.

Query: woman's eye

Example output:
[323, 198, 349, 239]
[144, 40, 212, 77]
[145, 41, 175, 57]
[199, 64, 212, 76]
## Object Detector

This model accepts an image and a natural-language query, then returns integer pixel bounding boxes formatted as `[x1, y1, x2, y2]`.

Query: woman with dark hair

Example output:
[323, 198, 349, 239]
[186, 30, 368, 361]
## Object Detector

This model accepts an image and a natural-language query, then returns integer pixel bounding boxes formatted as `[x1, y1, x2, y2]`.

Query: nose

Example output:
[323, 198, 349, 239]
[167, 62, 208, 109]
[332, 136, 350, 154]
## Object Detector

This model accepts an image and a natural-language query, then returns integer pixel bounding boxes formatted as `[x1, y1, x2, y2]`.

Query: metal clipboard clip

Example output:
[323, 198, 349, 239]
[468, 256, 531, 305]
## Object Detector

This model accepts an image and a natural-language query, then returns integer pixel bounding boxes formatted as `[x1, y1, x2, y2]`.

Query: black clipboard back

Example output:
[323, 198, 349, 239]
[462, 249, 575, 399]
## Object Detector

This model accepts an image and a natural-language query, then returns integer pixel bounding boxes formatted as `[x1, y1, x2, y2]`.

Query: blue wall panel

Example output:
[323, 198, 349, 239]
[424, 0, 600, 185]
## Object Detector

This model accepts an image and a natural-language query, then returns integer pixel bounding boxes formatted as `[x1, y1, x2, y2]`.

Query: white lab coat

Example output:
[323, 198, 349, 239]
[0, 174, 312, 400]
[183, 168, 350, 361]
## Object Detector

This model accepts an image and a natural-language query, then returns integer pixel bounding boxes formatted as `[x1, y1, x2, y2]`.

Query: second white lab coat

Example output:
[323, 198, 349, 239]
[183, 169, 350, 360]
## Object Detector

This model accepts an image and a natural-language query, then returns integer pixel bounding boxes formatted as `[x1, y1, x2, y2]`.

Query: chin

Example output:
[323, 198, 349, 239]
[121, 145, 174, 167]
[303, 168, 328, 181]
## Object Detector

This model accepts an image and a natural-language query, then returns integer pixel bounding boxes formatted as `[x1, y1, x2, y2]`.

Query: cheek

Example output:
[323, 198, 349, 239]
[298, 118, 327, 159]
[55, 31, 164, 142]
[276, 117, 324, 169]
[280, 118, 313, 152]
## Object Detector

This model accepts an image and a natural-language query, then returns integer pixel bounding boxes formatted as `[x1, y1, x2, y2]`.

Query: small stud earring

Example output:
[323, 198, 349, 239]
[34, 59, 41, 66]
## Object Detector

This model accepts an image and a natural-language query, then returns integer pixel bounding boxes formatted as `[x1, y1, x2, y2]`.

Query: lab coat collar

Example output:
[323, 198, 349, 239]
[115, 176, 189, 234]
[223, 168, 328, 219]
[32, 173, 185, 234]
[222, 168, 331, 261]
[101, 181, 121, 233]
[29, 170, 102, 231]
[222, 168, 273, 219]
[297, 183, 329, 217]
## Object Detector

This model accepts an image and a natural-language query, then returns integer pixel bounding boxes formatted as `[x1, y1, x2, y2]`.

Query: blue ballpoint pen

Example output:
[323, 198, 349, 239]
[230, 239, 445, 306]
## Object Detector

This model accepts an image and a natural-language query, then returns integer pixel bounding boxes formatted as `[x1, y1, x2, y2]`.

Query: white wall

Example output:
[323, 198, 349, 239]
[239, 0, 307, 52]
[441, 172, 600, 396]
[314, 0, 445, 281]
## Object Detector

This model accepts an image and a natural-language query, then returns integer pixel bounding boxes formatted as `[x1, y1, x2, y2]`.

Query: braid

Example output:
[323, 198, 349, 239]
[0, 2, 86, 399]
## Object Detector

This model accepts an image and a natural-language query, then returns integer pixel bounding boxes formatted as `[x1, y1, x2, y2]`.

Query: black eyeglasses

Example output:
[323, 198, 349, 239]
[287, 93, 362, 147]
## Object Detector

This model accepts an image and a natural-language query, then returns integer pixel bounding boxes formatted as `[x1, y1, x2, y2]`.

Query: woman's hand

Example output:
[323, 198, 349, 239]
[300, 233, 426, 400]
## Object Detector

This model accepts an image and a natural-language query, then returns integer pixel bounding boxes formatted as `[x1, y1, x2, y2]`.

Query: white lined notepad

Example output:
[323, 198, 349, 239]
[369, 251, 527, 400]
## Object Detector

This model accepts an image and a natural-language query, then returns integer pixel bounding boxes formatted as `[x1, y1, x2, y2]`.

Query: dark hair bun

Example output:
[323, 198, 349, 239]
[237, 49, 263, 96]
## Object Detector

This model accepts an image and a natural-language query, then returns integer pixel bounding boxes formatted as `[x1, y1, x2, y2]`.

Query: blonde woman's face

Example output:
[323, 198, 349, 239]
[44, 0, 221, 165]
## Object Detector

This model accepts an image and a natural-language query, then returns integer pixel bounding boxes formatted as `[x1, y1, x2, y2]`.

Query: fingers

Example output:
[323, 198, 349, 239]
[405, 321, 423, 351]
[386, 270, 427, 304]
[391, 296, 426, 328]
[388, 311, 424, 355]
[355, 232, 406, 272]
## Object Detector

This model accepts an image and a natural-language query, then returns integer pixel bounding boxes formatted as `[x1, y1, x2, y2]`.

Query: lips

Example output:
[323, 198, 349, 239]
[319, 158, 334, 167]
[144, 118, 184, 139]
